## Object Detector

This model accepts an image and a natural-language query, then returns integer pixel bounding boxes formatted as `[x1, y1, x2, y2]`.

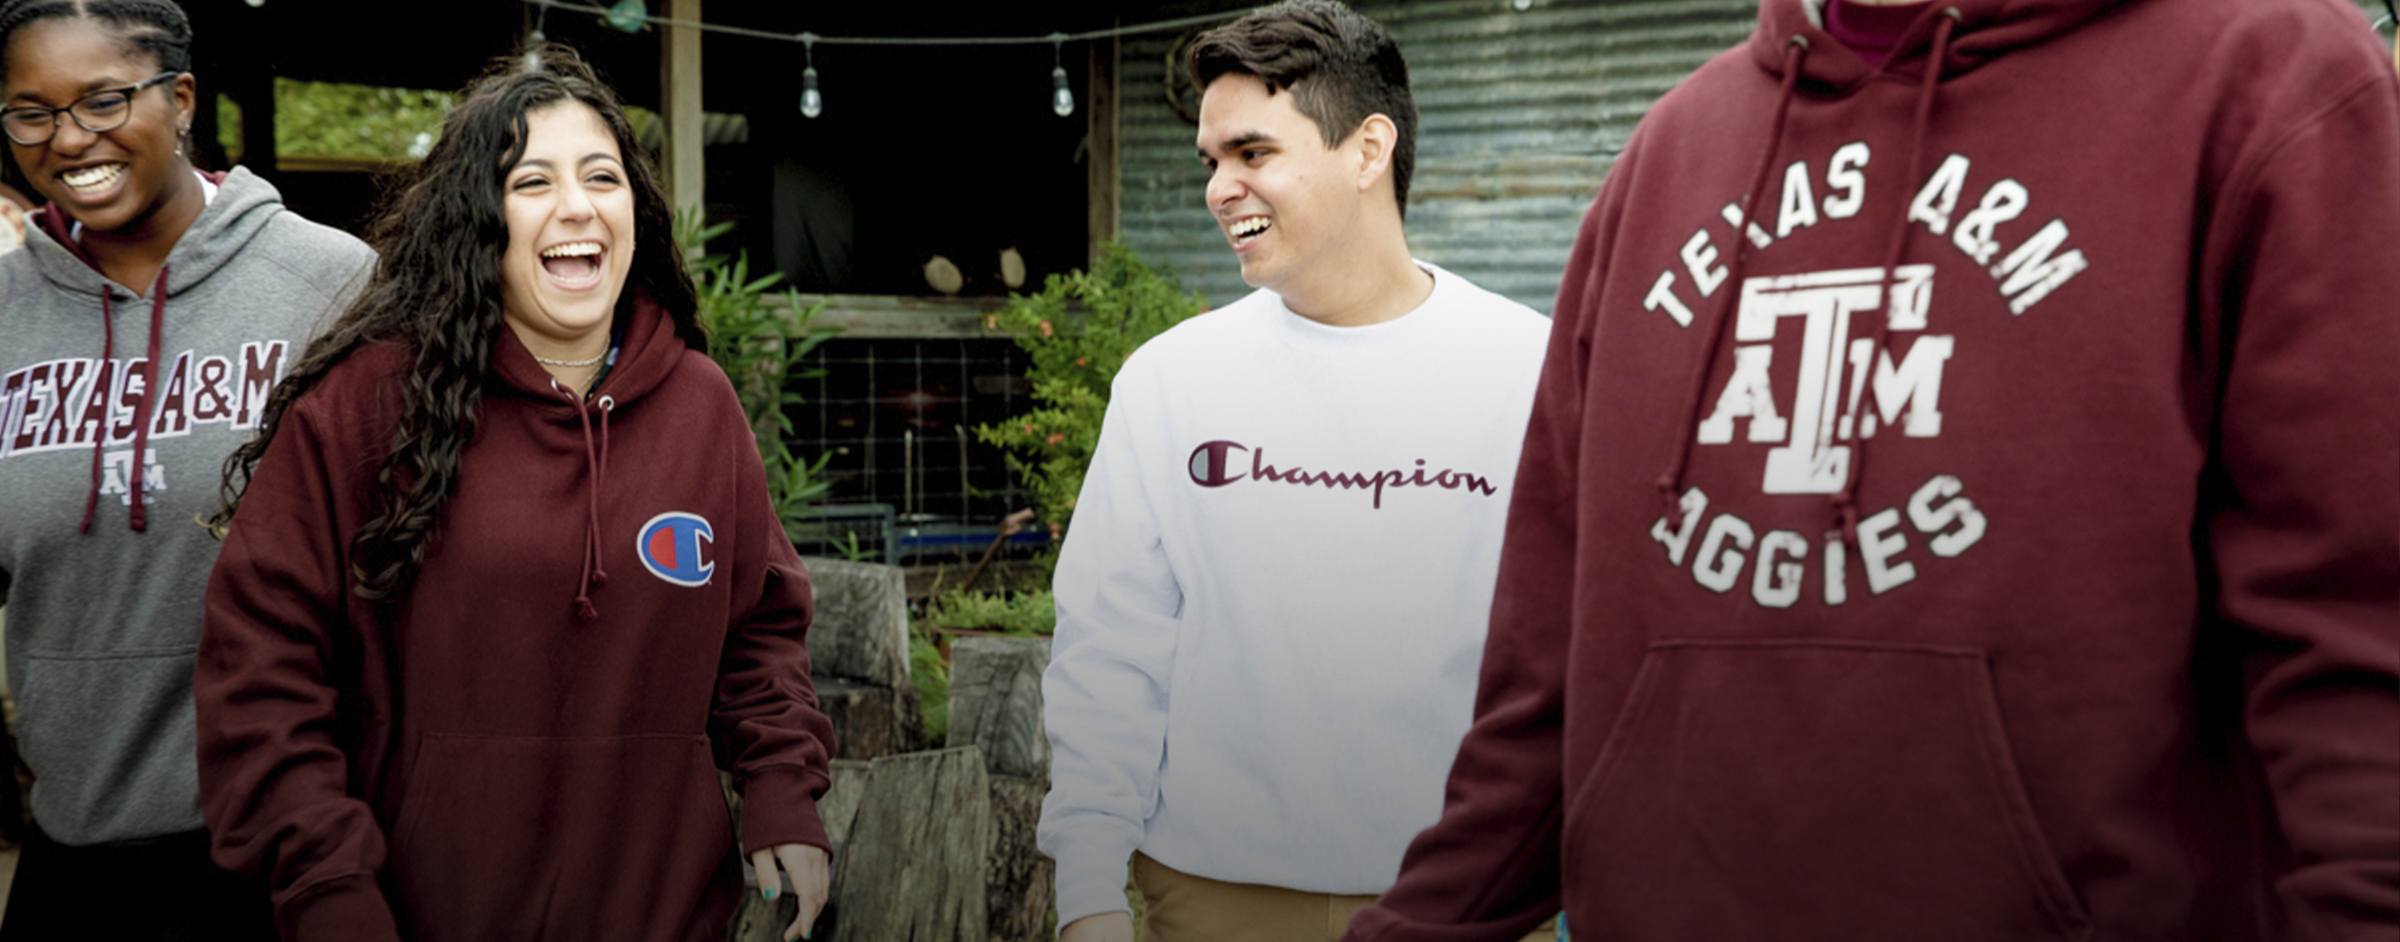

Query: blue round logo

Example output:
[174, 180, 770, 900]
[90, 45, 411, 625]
[636, 511, 716, 587]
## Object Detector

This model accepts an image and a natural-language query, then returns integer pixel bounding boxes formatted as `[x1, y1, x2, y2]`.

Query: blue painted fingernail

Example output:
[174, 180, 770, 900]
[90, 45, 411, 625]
[763, 885, 779, 901]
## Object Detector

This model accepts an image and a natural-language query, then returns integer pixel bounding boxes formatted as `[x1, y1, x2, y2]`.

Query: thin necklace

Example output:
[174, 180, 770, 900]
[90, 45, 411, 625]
[535, 351, 606, 368]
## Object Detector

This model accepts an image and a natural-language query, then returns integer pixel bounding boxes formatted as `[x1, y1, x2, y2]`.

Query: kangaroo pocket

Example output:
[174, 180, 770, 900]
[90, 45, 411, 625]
[15, 649, 203, 843]
[383, 733, 738, 942]
[1561, 641, 2093, 942]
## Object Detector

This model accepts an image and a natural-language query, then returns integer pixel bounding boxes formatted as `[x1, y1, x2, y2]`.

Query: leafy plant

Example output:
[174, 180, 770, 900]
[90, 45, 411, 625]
[925, 588, 1057, 636]
[678, 212, 840, 540]
[910, 634, 950, 743]
[218, 80, 454, 164]
[976, 242, 1206, 553]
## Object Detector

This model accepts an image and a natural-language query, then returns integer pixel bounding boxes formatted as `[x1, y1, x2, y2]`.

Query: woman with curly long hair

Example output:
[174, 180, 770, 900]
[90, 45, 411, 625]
[198, 46, 833, 942]
[0, 1, 372, 937]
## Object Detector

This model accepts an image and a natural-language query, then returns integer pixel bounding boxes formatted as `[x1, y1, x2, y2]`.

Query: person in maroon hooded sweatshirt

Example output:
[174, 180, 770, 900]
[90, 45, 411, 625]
[1348, 0, 2399, 940]
[198, 46, 835, 942]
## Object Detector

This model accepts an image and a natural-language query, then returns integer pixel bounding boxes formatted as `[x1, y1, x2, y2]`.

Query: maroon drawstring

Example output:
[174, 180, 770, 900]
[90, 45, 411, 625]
[78, 289, 117, 534]
[1831, 8, 1959, 544]
[558, 380, 613, 621]
[591, 394, 614, 589]
[1657, 35, 1811, 519]
[126, 267, 169, 532]
[77, 265, 170, 534]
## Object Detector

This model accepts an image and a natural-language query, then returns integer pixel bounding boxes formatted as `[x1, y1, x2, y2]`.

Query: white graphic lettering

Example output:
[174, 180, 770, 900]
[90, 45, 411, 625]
[1992, 219, 2088, 316]
[1776, 160, 1820, 239]
[1752, 529, 1808, 608]
[1907, 474, 1987, 557]
[1694, 513, 1754, 594]
[1650, 486, 1707, 566]
[1856, 508, 1916, 594]
[98, 447, 165, 506]
[1823, 142, 1869, 219]
[1908, 153, 1971, 236]
[1951, 178, 2026, 265]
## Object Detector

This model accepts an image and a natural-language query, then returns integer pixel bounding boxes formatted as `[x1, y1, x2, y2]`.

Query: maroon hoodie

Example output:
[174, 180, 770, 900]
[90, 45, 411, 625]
[1351, 1, 2398, 940]
[196, 297, 834, 942]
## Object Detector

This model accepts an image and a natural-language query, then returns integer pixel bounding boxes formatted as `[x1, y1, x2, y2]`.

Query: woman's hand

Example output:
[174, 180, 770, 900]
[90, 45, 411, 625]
[749, 843, 830, 941]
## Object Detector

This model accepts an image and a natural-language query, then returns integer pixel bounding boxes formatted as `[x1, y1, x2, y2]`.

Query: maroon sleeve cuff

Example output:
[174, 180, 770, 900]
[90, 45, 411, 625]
[278, 873, 401, 942]
[739, 764, 832, 855]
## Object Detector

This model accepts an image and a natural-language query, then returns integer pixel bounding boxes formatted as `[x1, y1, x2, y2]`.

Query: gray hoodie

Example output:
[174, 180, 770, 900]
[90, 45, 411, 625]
[0, 167, 373, 845]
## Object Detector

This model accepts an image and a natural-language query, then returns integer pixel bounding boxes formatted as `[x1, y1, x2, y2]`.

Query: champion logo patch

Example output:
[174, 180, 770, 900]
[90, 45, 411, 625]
[636, 511, 715, 587]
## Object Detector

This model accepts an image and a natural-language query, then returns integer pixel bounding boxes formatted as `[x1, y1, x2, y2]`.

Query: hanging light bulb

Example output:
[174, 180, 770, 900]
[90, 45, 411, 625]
[799, 34, 823, 118]
[1049, 35, 1074, 118]
[526, 2, 550, 68]
[604, 0, 647, 33]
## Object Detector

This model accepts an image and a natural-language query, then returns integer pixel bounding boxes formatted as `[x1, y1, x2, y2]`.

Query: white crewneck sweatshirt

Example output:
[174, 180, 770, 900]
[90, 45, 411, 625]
[1038, 262, 1551, 927]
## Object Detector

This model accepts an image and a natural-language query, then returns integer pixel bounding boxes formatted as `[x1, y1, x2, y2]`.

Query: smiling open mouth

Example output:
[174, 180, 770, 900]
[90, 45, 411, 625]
[540, 241, 606, 289]
[1229, 216, 1271, 248]
[60, 163, 127, 195]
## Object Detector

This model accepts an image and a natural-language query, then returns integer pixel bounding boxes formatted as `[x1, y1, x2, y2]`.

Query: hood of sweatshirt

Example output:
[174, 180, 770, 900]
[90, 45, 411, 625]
[1753, 0, 2128, 90]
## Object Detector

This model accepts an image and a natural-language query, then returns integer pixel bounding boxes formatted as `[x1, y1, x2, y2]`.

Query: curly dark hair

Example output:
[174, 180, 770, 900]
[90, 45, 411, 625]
[213, 44, 702, 602]
[1187, 0, 1417, 217]
[0, 0, 191, 75]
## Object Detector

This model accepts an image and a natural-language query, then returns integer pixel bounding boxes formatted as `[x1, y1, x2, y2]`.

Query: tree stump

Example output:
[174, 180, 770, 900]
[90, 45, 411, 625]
[985, 774, 1054, 942]
[945, 636, 1050, 779]
[815, 677, 921, 761]
[822, 747, 993, 942]
[947, 637, 1054, 941]
[800, 557, 911, 688]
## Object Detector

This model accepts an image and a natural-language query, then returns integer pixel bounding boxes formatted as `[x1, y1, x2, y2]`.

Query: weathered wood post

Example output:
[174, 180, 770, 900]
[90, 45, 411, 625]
[948, 636, 1054, 941]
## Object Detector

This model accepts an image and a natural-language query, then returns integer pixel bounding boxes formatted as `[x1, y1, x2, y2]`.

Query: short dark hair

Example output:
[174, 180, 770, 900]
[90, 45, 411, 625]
[1188, 0, 1418, 217]
[0, 0, 193, 77]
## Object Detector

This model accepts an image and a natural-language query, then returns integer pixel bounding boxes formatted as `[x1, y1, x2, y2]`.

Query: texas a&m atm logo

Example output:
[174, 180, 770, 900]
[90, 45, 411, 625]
[1655, 265, 1987, 608]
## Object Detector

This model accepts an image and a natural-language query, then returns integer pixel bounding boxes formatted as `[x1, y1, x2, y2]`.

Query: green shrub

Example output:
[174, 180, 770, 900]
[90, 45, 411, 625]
[678, 212, 838, 541]
[976, 243, 1207, 553]
[926, 588, 1057, 635]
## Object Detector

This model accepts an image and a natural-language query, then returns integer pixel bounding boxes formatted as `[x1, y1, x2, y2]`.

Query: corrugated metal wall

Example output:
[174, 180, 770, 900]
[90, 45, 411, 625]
[1116, 0, 1757, 312]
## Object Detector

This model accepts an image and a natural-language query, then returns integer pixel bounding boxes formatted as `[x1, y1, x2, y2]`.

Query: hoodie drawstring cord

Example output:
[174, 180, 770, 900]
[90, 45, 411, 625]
[77, 266, 170, 534]
[1657, 35, 1811, 520]
[557, 379, 612, 621]
[125, 267, 169, 532]
[78, 290, 117, 534]
[591, 394, 615, 590]
[1831, 8, 1959, 544]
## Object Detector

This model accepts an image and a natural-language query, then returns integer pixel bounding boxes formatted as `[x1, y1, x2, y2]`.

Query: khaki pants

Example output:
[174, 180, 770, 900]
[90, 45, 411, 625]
[1133, 853, 1557, 942]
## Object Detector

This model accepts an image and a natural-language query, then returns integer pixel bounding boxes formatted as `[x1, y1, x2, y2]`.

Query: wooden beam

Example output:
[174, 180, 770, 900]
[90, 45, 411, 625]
[1085, 27, 1120, 264]
[662, 0, 706, 217]
[238, 69, 276, 174]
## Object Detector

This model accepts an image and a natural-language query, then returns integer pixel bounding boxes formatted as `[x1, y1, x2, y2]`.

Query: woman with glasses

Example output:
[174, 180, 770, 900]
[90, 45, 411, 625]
[0, 1, 372, 938]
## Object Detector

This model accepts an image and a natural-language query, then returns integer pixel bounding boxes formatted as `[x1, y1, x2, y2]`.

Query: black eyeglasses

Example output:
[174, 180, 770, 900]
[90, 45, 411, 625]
[0, 72, 181, 147]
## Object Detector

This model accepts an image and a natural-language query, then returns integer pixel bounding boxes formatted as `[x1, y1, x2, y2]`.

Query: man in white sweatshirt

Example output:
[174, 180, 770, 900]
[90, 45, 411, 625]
[1038, 3, 1554, 940]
